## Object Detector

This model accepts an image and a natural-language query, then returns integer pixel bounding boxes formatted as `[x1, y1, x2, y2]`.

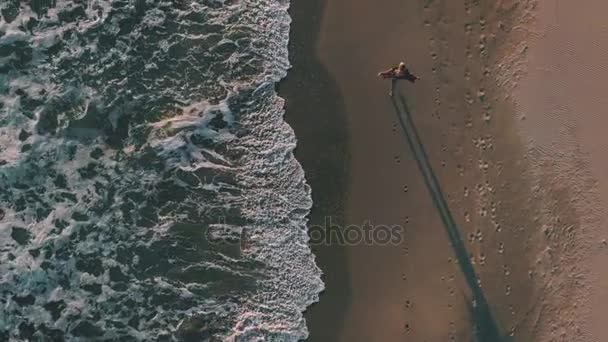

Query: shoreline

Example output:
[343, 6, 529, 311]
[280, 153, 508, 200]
[280, 0, 352, 340]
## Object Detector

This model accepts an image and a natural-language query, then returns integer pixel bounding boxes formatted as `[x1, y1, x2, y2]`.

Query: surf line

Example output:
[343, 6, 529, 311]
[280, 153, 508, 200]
[390, 93, 504, 341]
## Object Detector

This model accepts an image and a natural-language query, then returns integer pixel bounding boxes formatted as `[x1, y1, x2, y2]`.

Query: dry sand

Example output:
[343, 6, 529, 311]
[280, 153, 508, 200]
[506, 0, 608, 340]
[284, 0, 608, 340]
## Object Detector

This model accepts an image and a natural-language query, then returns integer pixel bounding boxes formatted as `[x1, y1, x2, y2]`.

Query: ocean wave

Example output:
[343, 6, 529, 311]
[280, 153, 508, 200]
[0, 0, 322, 340]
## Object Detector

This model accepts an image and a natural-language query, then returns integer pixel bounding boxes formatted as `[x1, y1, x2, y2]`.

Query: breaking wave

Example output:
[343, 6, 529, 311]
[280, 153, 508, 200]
[0, 0, 322, 340]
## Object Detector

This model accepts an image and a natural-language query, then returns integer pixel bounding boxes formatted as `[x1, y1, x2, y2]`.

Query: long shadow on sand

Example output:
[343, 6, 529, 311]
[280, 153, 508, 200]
[279, 0, 352, 341]
[391, 91, 506, 342]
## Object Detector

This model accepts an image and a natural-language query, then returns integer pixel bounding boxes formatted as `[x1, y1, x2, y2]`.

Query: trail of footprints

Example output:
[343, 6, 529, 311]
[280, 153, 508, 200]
[399, 0, 546, 339]
[391, 0, 552, 339]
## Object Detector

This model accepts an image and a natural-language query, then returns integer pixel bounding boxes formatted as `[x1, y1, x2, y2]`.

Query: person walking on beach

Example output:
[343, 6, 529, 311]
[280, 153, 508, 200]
[378, 61, 419, 96]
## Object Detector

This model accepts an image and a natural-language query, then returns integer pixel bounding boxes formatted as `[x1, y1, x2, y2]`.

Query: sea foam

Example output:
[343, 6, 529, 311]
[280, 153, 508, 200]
[0, 0, 322, 340]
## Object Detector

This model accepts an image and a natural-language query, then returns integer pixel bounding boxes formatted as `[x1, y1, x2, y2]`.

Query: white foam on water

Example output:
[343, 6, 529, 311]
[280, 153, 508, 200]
[0, 0, 322, 340]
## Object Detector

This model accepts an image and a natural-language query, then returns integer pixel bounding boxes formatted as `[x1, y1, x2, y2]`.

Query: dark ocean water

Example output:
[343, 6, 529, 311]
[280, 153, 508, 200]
[0, 0, 322, 340]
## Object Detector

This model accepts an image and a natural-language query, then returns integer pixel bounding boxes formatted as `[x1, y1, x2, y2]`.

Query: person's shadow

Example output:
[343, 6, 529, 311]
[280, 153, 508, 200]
[390, 91, 509, 342]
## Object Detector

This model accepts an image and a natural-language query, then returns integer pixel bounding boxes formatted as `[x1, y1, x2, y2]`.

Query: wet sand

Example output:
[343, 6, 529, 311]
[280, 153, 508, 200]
[284, 0, 604, 340]
[281, 1, 351, 341]
[312, 0, 543, 340]
[308, 0, 474, 340]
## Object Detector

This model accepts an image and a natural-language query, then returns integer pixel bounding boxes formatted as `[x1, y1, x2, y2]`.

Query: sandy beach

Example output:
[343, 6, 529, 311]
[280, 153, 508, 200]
[510, 0, 608, 340]
[284, 0, 608, 340]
